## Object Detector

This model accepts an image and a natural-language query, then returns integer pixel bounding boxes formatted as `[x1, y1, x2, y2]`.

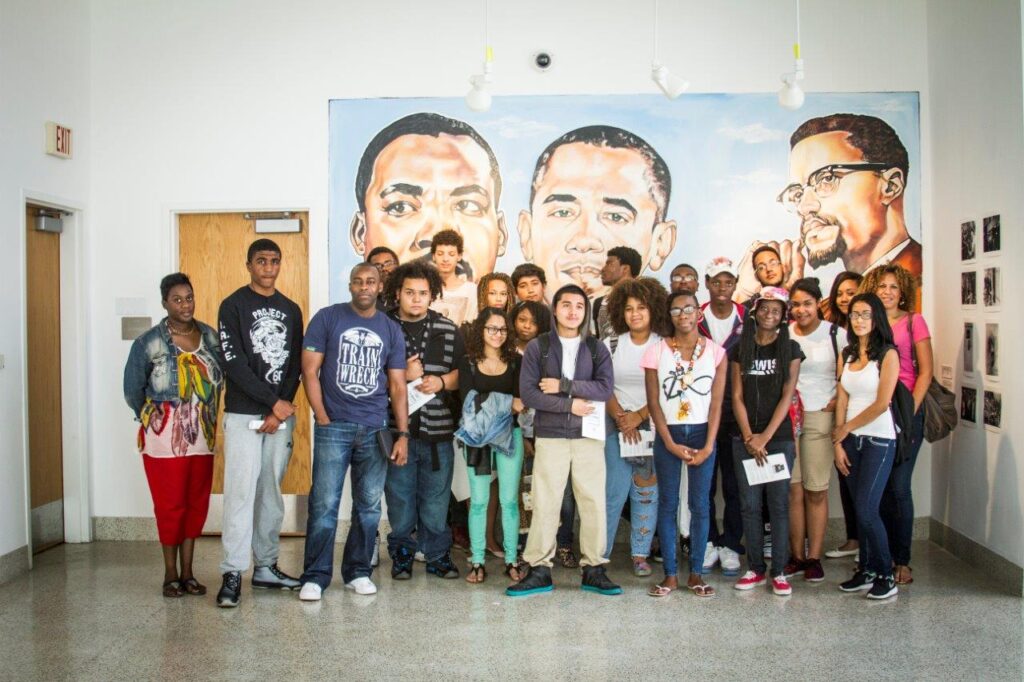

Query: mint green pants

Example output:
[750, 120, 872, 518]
[467, 427, 524, 564]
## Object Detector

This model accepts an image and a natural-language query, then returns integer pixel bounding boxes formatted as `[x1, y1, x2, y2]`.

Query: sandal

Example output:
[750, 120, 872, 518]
[505, 561, 524, 583]
[162, 580, 185, 598]
[465, 564, 486, 584]
[687, 582, 716, 598]
[895, 565, 914, 585]
[180, 577, 206, 595]
[648, 582, 676, 598]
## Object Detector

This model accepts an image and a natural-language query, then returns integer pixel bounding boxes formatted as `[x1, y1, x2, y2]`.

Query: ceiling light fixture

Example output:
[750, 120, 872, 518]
[650, 0, 688, 99]
[778, 0, 805, 110]
[466, 0, 493, 112]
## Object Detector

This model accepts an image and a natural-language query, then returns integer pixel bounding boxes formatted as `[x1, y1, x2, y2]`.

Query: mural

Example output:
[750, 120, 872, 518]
[329, 93, 920, 305]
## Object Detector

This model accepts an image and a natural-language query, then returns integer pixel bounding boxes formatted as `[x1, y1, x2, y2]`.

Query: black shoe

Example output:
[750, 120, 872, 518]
[581, 565, 622, 595]
[866, 575, 898, 600]
[839, 569, 876, 592]
[252, 563, 301, 590]
[216, 571, 241, 607]
[426, 552, 460, 579]
[391, 546, 413, 580]
[506, 565, 553, 597]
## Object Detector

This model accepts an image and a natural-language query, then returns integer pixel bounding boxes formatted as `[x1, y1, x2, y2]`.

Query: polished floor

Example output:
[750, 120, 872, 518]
[0, 538, 1021, 681]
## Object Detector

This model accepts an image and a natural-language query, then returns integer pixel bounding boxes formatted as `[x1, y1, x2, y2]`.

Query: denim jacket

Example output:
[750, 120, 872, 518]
[455, 389, 515, 456]
[123, 317, 222, 419]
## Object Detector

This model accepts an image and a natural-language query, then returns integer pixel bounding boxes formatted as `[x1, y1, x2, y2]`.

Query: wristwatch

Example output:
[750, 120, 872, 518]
[396, 431, 411, 439]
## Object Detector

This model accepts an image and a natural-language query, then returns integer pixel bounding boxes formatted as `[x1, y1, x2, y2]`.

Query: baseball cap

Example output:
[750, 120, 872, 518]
[705, 256, 737, 279]
[755, 286, 790, 307]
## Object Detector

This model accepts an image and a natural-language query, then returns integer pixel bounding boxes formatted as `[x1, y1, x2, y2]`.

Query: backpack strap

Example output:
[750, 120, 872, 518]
[830, 323, 840, 379]
[908, 313, 919, 374]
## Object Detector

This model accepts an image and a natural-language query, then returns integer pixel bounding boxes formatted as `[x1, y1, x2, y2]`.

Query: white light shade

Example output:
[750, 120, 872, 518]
[778, 79, 805, 110]
[651, 63, 688, 99]
[466, 78, 492, 112]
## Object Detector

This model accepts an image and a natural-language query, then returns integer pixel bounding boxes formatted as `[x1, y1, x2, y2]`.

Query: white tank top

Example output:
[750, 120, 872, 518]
[840, 360, 896, 439]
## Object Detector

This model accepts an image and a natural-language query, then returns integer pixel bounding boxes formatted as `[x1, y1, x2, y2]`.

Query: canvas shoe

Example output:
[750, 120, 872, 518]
[772, 575, 793, 596]
[733, 570, 767, 591]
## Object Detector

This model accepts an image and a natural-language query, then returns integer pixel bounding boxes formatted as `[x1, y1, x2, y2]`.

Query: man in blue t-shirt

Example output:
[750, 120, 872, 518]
[297, 263, 409, 601]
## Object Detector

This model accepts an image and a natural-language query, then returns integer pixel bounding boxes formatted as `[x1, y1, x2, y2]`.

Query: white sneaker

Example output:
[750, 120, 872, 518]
[345, 577, 378, 595]
[702, 542, 719, 572]
[299, 582, 322, 601]
[414, 551, 426, 563]
[718, 546, 741, 575]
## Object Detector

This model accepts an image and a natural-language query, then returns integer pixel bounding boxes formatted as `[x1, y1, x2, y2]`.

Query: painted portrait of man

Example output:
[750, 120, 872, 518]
[348, 112, 507, 282]
[516, 125, 677, 300]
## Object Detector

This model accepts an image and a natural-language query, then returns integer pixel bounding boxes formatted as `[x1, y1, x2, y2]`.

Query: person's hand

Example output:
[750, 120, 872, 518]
[272, 399, 295, 421]
[834, 443, 851, 476]
[617, 411, 643, 432]
[418, 375, 443, 395]
[734, 241, 764, 303]
[832, 423, 851, 444]
[390, 437, 409, 466]
[672, 442, 695, 463]
[512, 398, 525, 415]
[621, 427, 642, 445]
[406, 354, 424, 381]
[570, 399, 594, 417]
[259, 414, 282, 434]
[776, 238, 806, 291]
[823, 398, 837, 413]
[314, 412, 331, 427]
[523, 439, 535, 458]
[746, 433, 769, 457]
[539, 378, 562, 394]
[688, 446, 713, 467]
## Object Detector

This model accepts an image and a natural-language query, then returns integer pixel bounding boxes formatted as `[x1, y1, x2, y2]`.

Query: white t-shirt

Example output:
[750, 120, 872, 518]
[605, 332, 661, 411]
[704, 307, 738, 347]
[790, 321, 847, 411]
[559, 335, 582, 381]
[640, 338, 726, 425]
[840, 360, 896, 439]
[431, 279, 478, 327]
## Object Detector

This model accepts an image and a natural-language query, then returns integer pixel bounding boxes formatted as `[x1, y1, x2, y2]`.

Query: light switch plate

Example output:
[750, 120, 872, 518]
[941, 365, 953, 381]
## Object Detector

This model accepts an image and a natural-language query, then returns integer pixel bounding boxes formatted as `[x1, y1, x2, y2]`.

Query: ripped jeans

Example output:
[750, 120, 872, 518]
[604, 417, 658, 559]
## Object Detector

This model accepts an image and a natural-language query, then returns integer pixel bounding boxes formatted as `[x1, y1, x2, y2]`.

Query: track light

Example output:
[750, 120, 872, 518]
[778, 0, 805, 110]
[652, 62, 689, 99]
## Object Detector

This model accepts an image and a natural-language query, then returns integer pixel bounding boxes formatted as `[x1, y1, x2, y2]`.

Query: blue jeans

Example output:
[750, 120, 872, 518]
[707, 417, 744, 554]
[301, 420, 387, 589]
[881, 410, 925, 565]
[732, 437, 794, 578]
[385, 438, 455, 562]
[842, 433, 896, 576]
[653, 424, 714, 577]
[604, 417, 658, 559]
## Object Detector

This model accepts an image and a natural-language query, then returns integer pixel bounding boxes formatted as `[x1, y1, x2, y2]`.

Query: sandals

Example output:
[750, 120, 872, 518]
[648, 582, 676, 597]
[466, 564, 487, 584]
[895, 565, 914, 585]
[504, 561, 525, 583]
[162, 580, 185, 598]
[181, 577, 207, 595]
[687, 582, 716, 598]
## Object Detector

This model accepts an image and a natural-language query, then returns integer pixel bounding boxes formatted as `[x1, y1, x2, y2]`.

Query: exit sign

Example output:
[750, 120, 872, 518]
[45, 121, 72, 159]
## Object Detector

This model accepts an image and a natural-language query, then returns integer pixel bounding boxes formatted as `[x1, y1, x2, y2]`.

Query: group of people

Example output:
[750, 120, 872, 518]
[123, 228, 932, 605]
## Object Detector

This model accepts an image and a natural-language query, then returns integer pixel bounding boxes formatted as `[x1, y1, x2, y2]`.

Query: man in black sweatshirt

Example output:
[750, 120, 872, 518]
[215, 239, 304, 607]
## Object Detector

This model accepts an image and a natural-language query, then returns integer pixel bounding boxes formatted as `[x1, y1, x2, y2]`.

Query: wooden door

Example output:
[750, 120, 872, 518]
[178, 213, 311, 495]
[26, 205, 64, 552]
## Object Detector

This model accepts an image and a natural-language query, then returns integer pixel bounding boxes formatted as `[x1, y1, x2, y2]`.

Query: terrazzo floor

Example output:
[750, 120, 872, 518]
[0, 538, 1020, 681]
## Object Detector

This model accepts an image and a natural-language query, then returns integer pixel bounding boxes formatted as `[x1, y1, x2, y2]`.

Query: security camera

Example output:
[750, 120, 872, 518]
[532, 52, 553, 72]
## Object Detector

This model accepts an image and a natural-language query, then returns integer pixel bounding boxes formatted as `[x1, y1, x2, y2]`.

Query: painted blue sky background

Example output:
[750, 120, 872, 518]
[328, 92, 920, 303]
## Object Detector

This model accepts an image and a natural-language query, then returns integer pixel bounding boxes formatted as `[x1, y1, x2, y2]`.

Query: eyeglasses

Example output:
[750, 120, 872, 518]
[848, 311, 873, 322]
[671, 274, 698, 283]
[776, 163, 892, 213]
[754, 259, 781, 275]
[669, 305, 698, 317]
[372, 260, 397, 271]
[484, 326, 508, 336]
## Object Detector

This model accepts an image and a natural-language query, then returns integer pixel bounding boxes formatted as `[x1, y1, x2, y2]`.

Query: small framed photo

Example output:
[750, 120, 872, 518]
[961, 271, 977, 307]
[985, 323, 999, 380]
[983, 267, 1001, 309]
[984, 389, 1002, 432]
[960, 385, 977, 426]
[963, 322, 975, 375]
[983, 214, 1001, 254]
[960, 220, 977, 261]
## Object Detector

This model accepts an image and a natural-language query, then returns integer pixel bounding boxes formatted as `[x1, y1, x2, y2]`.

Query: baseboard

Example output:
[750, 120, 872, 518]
[0, 545, 30, 586]
[930, 519, 1023, 597]
[92, 517, 391, 543]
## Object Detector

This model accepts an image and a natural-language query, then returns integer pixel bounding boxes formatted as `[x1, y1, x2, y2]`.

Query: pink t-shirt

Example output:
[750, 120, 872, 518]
[890, 313, 931, 392]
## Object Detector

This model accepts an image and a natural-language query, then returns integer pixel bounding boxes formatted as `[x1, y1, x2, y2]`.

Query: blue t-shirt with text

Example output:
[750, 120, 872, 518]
[303, 303, 406, 427]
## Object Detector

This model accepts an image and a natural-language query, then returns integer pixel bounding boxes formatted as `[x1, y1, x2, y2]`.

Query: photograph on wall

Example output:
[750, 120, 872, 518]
[985, 322, 998, 379]
[961, 271, 977, 307]
[960, 385, 977, 425]
[963, 321, 975, 374]
[984, 389, 1002, 431]
[982, 213, 1001, 254]
[328, 93, 921, 308]
[983, 266, 1000, 308]
[960, 220, 976, 261]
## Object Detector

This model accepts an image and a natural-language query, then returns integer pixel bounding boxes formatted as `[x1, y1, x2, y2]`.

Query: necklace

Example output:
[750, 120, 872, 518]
[167, 320, 196, 335]
[669, 336, 704, 420]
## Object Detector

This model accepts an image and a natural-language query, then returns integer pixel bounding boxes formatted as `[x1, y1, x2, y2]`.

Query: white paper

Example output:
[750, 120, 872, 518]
[742, 453, 791, 486]
[407, 377, 433, 415]
[619, 429, 655, 457]
[248, 419, 288, 431]
[581, 401, 606, 441]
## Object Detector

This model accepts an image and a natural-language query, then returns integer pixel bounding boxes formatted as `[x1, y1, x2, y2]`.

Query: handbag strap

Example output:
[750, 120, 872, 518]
[907, 313, 919, 375]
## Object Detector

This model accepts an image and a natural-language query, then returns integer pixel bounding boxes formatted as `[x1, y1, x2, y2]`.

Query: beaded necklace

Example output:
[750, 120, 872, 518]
[669, 335, 705, 420]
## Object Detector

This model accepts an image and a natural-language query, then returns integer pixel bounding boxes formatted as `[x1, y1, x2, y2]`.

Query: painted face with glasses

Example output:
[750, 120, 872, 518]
[781, 131, 905, 270]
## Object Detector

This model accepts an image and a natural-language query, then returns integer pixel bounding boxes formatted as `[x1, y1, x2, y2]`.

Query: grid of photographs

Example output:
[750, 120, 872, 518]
[959, 213, 1002, 434]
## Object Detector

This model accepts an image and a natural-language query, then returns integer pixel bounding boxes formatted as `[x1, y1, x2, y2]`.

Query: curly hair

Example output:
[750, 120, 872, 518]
[465, 307, 518, 364]
[384, 260, 443, 307]
[430, 228, 463, 254]
[606, 277, 670, 337]
[858, 263, 917, 312]
[476, 272, 514, 314]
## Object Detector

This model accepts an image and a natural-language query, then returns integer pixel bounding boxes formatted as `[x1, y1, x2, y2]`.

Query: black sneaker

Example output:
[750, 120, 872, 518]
[581, 565, 622, 596]
[252, 563, 301, 590]
[839, 569, 876, 592]
[506, 565, 553, 597]
[866, 575, 898, 600]
[391, 546, 413, 580]
[426, 552, 460, 579]
[216, 571, 241, 607]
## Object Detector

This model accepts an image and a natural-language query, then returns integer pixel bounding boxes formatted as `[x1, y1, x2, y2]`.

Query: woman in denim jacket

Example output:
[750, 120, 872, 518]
[123, 273, 223, 598]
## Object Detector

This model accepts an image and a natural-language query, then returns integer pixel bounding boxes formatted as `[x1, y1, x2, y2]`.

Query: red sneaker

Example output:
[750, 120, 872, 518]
[803, 559, 825, 582]
[733, 570, 767, 591]
[772, 575, 793, 596]
[783, 557, 806, 578]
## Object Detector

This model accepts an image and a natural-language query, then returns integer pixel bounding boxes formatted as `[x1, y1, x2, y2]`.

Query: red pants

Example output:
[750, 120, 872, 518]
[143, 454, 213, 545]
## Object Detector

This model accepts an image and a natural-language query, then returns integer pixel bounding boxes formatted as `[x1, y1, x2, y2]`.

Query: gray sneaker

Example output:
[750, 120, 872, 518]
[252, 563, 301, 590]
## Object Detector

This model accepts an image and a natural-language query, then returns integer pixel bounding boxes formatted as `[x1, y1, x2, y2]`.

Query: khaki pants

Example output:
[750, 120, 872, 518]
[524, 437, 608, 568]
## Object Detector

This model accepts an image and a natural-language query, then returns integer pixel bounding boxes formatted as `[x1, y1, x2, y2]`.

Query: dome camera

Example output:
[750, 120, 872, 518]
[532, 52, 553, 72]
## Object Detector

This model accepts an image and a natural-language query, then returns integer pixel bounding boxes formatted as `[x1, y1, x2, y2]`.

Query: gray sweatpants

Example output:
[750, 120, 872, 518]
[220, 412, 294, 574]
